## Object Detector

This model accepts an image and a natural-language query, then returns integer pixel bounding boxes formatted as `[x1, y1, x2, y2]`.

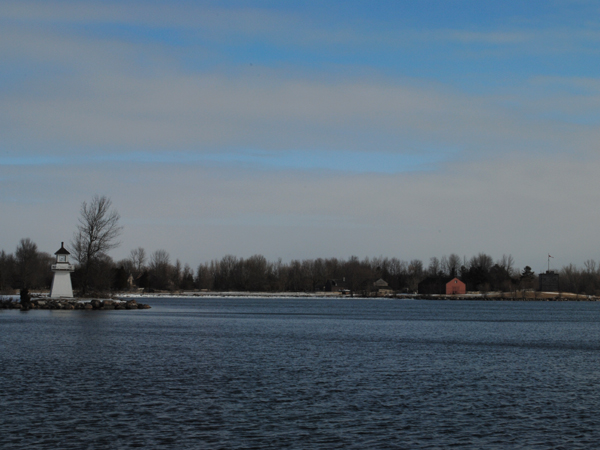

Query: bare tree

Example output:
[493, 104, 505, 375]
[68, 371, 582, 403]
[584, 259, 597, 274]
[149, 249, 171, 290]
[447, 254, 461, 277]
[427, 257, 440, 276]
[129, 247, 147, 275]
[15, 238, 51, 289]
[0, 250, 15, 293]
[244, 255, 269, 291]
[171, 259, 182, 289]
[71, 195, 122, 295]
[407, 259, 424, 292]
[498, 254, 515, 277]
[181, 264, 195, 290]
[470, 253, 494, 272]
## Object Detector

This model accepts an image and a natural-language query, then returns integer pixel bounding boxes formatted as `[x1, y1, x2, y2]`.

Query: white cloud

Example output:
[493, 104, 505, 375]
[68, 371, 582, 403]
[2, 36, 597, 160]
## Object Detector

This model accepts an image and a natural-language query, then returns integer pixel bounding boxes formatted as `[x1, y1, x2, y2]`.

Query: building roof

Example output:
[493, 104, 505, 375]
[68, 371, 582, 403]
[446, 277, 465, 285]
[373, 278, 389, 287]
[54, 242, 70, 255]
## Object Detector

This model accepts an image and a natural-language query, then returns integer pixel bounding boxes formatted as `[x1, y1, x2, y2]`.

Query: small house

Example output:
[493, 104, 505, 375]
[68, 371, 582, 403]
[373, 278, 393, 296]
[446, 278, 466, 295]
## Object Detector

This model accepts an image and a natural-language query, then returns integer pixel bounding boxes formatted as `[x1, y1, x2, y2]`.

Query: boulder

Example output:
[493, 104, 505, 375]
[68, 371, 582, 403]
[125, 300, 138, 309]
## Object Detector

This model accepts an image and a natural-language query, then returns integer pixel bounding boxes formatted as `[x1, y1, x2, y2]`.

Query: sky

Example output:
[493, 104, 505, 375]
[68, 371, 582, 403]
[2, 0, 600, 273]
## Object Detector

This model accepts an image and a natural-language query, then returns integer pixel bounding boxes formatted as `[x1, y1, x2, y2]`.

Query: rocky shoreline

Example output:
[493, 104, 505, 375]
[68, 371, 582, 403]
[0, 297, 151, 311]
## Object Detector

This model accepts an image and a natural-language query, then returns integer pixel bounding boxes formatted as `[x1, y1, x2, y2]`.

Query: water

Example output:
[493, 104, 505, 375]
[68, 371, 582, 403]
[2, 298, 600, 449]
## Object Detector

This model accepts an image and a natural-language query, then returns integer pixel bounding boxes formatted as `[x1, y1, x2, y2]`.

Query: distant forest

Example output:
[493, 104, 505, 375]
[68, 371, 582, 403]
[2, 238, 600, 296]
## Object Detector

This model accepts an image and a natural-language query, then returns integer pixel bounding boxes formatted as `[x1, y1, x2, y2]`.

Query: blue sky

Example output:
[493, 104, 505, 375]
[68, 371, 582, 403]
[2, 0, 600, 271]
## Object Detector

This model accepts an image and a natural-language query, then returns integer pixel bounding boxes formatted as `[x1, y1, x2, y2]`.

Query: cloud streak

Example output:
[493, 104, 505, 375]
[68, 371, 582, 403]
[3, 67, 599, 162]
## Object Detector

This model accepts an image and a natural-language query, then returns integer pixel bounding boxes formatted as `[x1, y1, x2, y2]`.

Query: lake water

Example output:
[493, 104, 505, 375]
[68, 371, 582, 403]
[2, 298, 600, 449]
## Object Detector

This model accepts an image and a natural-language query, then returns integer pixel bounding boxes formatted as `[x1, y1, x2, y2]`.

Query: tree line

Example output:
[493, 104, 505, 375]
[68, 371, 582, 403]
[2, 195, 600, 296]
[3, 240, 600, 296]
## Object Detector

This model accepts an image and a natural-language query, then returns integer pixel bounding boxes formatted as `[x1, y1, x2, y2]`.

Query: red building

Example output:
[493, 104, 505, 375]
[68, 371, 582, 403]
[446, 278, 466, 295]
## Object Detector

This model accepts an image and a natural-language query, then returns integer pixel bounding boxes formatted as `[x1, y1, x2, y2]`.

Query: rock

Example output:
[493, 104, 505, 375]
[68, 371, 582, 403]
[125, 300, 138, 309]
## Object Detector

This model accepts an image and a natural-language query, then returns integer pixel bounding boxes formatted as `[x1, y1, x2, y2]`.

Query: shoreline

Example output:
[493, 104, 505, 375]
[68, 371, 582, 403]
[2, 291, 598, 309]
[0, 297, 151, 311]
[119, 291, 600, 301]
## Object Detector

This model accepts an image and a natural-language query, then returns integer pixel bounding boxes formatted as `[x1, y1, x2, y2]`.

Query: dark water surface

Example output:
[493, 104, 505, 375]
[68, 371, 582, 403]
[2, 298, 600, 449]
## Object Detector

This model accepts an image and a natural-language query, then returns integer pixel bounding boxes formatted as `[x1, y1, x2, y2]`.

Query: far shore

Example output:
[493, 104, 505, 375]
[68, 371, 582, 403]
[2, 290, 598, 302]
[117, 290, 599, 301]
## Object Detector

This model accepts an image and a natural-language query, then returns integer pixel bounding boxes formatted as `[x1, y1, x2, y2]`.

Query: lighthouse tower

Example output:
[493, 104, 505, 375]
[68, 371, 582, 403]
[49, 242, 74, 298]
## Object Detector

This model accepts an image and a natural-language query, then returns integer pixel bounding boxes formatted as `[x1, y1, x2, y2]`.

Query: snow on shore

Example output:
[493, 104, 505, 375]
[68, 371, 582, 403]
[118, 291, 356, 299]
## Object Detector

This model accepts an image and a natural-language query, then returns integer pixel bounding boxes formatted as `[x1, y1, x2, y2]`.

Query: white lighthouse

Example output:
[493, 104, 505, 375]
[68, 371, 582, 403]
[49, 242, 74, 298]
